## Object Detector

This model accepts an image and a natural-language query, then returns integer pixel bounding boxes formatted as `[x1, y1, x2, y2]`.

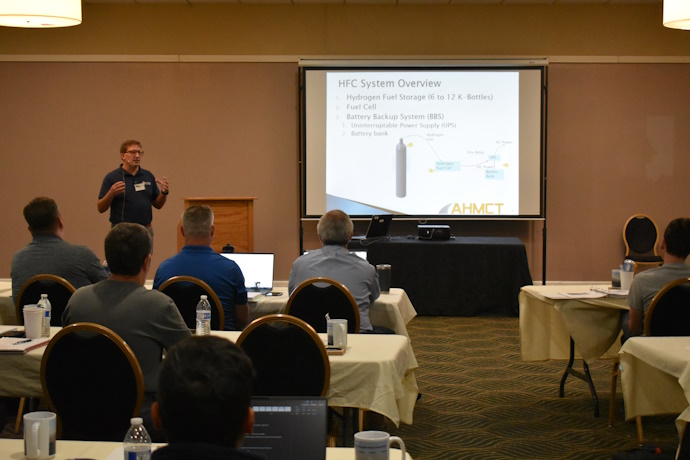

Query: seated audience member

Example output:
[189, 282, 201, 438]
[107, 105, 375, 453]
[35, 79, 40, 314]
[151, 336, 262, 460]
[62, 223, 191, 440]
[288, 209, 392, 334]
[622, 217, 690, 341]
[153, 205, 249, 330]
[11, 197, 108, 302]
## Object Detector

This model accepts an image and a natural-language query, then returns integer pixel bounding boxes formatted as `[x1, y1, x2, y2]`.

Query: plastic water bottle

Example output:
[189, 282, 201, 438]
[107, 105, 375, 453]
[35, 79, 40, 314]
[123, 417, 151, 460]
[196, 295, 211, 336]
[36, 294, 51, 338]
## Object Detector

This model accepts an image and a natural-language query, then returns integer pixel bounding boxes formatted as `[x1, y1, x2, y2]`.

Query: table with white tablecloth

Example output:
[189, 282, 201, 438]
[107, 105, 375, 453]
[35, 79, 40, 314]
[519, 284, 629, 417]
[520, 284, 628, 363]
[0, 327, 418, 427]
[0, 280, 418, 339]
[249, 287, 417, 338]
[213, 331, 418, 427]
[0, 439, 414, 460]
[619, 336, 690, 455]
[620, 337, 690, 420]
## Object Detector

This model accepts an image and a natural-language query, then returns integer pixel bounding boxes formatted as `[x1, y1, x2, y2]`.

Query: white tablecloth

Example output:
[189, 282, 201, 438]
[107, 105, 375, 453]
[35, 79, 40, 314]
[0, 328, 418, 427]
[520, 285, 628, 363]
[249, 287, 417, 338]
[213, 330, 418, 427]
[0, 281, 417, 339]
[0, 439, 413, 460]
[619, 337, 690, 458]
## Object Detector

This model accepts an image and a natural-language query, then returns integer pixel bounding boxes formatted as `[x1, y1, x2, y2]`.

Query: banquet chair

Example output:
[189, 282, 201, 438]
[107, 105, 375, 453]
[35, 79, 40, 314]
[15, 274, 76, 327]
[236, 314, 330, 397]
[609, 278, 690, 442]
[644, 278, 690, 336]
[285, 277, 360, 333]
[13, 274, 76, 433]
[158, 275, 225, 331]
[40, 322, 145, 441]
[623, 214, 663, 263]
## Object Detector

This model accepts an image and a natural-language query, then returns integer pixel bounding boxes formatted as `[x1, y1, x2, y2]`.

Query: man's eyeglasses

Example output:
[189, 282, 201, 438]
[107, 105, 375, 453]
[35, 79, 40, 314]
[126, 150, 144, 156]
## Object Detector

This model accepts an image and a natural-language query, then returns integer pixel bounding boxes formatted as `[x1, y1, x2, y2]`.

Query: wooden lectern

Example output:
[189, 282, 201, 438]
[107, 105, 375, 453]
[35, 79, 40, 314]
[178, 197, 256, 253]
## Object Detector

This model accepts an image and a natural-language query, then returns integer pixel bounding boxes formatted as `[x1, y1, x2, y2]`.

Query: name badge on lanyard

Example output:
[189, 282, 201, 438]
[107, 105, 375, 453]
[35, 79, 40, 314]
[134, 182, 146, 192]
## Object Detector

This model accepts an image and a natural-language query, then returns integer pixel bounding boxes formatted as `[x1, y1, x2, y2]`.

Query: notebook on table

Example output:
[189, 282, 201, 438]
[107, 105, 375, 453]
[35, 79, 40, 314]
[220, 253, 275, 299]
[351, 214, 393, 240]
[242, 396, 328, 460]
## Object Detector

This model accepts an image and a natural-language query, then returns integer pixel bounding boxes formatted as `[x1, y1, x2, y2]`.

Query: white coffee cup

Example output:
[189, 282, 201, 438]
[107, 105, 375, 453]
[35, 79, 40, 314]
[23, 305, 43, 339]
[354, 430, 406, 460]
[24, 411, 56, 460]
[620, 270, 634, 291]
[328, 319, 348, 348]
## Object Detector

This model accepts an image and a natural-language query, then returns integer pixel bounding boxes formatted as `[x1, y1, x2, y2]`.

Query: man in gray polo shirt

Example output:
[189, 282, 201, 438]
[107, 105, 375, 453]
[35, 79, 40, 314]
[289, 209, 393, 334]
[11, 197, 107, 302]
[622, 217, 690, 341]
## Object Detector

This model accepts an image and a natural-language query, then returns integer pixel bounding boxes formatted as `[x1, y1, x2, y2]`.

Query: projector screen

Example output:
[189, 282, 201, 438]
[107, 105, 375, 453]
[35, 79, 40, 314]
[300, 61, 547, 219]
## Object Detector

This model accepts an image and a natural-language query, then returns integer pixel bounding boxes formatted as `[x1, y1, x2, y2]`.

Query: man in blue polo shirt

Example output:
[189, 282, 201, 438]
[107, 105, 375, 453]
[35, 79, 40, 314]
[153, 205, 249, 331]
[97, 140, 169, 233]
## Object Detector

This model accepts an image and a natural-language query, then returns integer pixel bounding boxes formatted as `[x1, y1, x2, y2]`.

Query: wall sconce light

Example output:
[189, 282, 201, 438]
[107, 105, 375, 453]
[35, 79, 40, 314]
[664, 0, 690, 30]
[0, 0, 81, 28]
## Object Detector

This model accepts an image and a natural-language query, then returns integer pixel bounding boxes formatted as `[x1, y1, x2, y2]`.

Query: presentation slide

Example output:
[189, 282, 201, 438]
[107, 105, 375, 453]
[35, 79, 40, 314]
[303, 65, 545, 218]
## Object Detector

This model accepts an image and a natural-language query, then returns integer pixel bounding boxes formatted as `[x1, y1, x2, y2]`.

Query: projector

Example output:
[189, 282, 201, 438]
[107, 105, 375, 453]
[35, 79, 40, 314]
[418, 225, 451, 240]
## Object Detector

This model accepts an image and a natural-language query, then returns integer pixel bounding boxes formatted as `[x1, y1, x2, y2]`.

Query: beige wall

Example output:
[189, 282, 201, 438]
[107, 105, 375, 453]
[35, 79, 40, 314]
[1, 3, 689, 283]
[0, 4, 689, 57]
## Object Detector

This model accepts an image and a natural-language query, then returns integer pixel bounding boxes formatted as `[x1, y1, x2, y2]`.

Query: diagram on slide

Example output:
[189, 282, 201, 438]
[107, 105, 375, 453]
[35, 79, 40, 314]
[325, 71, 520, 215]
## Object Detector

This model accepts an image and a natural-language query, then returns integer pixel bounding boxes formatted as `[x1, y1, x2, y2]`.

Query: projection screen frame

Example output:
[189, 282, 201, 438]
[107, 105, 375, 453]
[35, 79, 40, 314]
[298, 59, 548, 221]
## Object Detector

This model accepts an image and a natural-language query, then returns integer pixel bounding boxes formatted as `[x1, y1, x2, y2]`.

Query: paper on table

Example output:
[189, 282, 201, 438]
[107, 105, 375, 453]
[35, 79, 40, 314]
[0, 337, 50, 353]
[543, 292, 607, 300]
[590, 286, 629, 297]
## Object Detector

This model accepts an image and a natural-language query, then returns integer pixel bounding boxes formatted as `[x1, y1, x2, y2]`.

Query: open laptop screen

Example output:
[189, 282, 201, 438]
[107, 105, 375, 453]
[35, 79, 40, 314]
[241, 397, 328, 460]
[220, 253, 274, 292]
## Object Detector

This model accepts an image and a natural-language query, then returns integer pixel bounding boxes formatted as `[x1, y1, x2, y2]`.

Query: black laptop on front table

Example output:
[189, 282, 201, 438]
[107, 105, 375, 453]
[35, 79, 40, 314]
[241, 396, 328, 460]
[351, 214, 393, 240]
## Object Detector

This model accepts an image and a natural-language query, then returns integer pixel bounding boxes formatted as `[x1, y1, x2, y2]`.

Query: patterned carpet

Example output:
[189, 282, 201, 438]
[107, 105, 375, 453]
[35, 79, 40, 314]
[382, 316, 679, 460]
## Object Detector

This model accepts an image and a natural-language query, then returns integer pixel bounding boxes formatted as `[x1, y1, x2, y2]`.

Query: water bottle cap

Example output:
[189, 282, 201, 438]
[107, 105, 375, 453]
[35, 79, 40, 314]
[200, 295, 208, 300]
[130, 417, 143, 425]
[41, 294, 48, 298]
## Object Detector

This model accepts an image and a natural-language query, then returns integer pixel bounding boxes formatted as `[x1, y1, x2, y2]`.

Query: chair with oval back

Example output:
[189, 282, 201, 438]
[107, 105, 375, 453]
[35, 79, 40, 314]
[15, 274, 76, 327]
[158, 275, 225, 331]
[623, 214, 663, 264]
[237, 314, 330, 397]
[285, 277, 360, 334]
[609, 277, 690, 442]
[41, 322, 145, 441]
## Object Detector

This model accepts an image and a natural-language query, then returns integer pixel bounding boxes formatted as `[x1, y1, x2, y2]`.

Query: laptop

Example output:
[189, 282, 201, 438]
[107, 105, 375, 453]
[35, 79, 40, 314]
[242, 396, 328, 460]
[220, 253, 274, 299]
[352, 214, 393, 240]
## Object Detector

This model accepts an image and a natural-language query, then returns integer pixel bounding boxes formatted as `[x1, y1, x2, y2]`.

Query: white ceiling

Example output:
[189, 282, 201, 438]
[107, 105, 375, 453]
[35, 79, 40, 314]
[83, 0, 662, 6]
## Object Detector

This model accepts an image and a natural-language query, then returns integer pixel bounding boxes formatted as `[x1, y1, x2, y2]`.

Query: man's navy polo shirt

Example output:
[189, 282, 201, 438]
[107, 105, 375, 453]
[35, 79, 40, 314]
[99, 165, 160, 226]
[153, 246, 248, 331]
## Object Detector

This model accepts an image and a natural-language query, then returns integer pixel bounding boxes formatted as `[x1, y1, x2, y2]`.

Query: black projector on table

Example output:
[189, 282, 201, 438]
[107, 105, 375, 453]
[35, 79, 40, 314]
[418, 224, 451, 240]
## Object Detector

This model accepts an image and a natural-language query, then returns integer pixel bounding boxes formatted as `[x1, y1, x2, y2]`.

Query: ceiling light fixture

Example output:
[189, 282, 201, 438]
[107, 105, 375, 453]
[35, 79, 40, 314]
[663, 0, 690, 30]
[0, 0, 81, 28]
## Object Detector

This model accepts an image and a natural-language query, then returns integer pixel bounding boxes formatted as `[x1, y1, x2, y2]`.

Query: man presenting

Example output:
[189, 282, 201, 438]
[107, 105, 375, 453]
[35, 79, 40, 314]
[623, 217, 690, 340]
[289, 209, 391, 334]
[11, 197, 107, 301]
[97, 140, 169, 232]
[154, 205, 249, 331]
[63, 223, 191, 439]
